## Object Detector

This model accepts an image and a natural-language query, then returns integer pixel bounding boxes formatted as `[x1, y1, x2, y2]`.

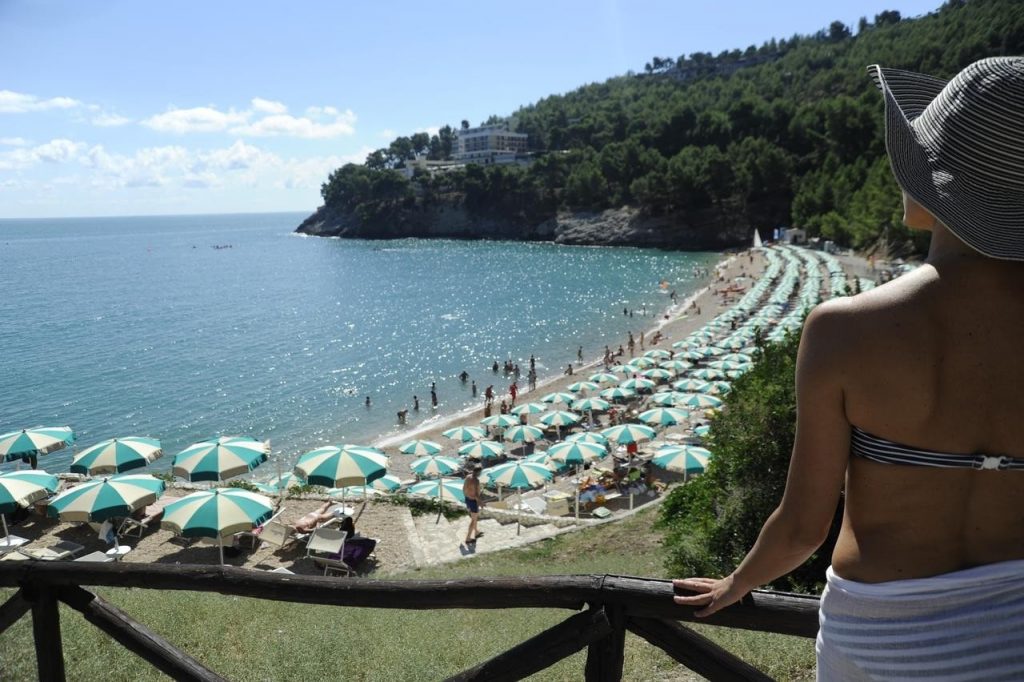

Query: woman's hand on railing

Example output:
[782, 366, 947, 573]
[671, 575, 751, 617]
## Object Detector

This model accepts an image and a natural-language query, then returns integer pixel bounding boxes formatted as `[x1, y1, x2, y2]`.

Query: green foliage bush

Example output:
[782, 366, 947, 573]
[657, 328, 842, 593]
[382, 492, 467, 520]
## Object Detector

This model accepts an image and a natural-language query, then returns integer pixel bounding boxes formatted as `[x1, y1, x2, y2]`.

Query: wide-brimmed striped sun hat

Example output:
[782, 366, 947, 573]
[868, 57, 1024, 260]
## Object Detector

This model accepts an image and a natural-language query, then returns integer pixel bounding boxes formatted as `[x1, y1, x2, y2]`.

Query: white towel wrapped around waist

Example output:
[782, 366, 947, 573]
[817, 560, 1024, 681]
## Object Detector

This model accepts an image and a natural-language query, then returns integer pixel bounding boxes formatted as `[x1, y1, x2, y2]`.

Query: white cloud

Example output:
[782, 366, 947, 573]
[0, 90, 80, 113]
[91, 112, 132, 127]
[0, 137, 28, 146]
[251, 98, 287, 114]
[0, 138, 85, 170]
[229, 110, 357, 139]
[142, 106, 250, 134]
[306, 105, 340, 117]
[379, 128, 397, 139]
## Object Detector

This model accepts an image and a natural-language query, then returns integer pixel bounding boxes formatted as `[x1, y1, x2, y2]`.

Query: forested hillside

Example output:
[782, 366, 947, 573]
[310, 0, 1024, 254]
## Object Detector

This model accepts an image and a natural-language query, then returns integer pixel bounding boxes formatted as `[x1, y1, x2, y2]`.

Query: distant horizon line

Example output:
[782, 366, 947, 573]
[0, 208, 314, 222]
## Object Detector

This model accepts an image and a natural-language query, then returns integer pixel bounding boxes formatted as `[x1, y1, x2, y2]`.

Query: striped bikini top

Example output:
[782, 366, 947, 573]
[851, 426, 1024, 471]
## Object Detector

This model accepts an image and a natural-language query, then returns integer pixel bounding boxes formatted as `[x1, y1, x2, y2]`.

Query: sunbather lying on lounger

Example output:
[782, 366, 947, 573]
[292, 502, 346, 533]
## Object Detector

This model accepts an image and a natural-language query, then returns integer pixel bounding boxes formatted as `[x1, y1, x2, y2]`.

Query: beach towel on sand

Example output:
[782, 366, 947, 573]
[817, 560, 1024, 681]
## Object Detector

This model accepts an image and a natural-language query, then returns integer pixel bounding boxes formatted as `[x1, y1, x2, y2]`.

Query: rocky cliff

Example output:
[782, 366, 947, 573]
[295, 202, 754, 251]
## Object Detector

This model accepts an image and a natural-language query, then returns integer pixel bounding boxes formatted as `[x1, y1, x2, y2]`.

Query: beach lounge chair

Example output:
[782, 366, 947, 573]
[306, 528, 354, 577]
[118, 498, 170, 538]
[75, 550, 115, 563]
[240, 510, 306, 552]
[20, 540, 85, 561]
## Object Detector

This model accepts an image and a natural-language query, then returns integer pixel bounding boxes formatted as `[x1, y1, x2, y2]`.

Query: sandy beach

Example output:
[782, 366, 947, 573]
[2, 245, 857, 577]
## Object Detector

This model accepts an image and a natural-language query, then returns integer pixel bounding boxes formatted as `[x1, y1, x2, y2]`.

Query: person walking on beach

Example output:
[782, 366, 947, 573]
[430, 388, 438, 408]
[471, 380, 477, 398]
[509, 381, 518, 405]
[463, 464, 483, 546]
[484, 385, 494, 406]
[577, 346, 583, 364]
[413, 395, 419, 411]
[627, 332, 635, 357]
[673, 58, 1024, 679]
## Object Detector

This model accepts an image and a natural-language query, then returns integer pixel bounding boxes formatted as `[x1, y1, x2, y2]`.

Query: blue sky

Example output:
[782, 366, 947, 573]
[0, 0, 942, 218]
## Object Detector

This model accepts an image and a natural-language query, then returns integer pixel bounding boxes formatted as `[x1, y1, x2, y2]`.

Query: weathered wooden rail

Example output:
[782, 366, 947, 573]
[0, 563, 820, 681]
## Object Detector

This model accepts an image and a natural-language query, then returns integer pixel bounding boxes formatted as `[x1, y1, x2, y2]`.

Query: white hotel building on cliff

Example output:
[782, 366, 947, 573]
[400, 124, 529, 177]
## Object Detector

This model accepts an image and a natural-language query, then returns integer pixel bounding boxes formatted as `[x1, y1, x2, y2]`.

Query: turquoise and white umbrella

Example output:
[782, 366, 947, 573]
[640, 368, 675, 381]
[409, 477, 465, 505]
[643, 349, 673, 359]
[571, 397, 610, 412]
[410, 455, 462, 478]
[601, 423, 657, 445]
[370, 473, 403, 492]
[510, 402, 545, 416]
[609, 364, 632, 374]
[721, 353, 753, 363]
[659, 360, 691, 372]
[619, 377, 656, 391]
[588, 372, 620, 384]
[328, 485, 385, 499]
[173, 436, 269, 483]
[442, 426, 486, 443]
[673, 378, 711, 393]
[600, 387, 636, 401]
[48, 473, 166, 523]
[709, 381, 731, 395]
[480, 414, 519, 428]
[693, 425, 711, 438]
[504, 424, 544, 443]
[161, 487, 274, 564]
[524, 452, 557, 470]
[294, 445, 388, 487]
[567, 381, 599, 393]
[676, 393, 723, 409]
[650, 391, 687, 407]
[626, 357, 655, 370]
[70, 437, 163, 476]
[539, 411, 581, 428]
[548, 440, 605, 466]
[565, 432, 608, 446]
[691, 368, 726, 381]
[0, 470, 58, 547]
[726, 369, 747, 380]
[540, 392, 576, 405]
[678, 350, 706, 361]
[707, 360, 747, 371]
[458, 440, 504, 460]
[399, 439, 442, 456]
[652, 446, 711, 477]
[482, 461, 552, 490]
[0, 426, 75, 465]
[253, 472, 306, 495]
[638, 407, 690, 427]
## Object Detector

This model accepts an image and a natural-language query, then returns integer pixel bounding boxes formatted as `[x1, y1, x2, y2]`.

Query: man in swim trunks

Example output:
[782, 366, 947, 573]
[463, 464, 483, 546]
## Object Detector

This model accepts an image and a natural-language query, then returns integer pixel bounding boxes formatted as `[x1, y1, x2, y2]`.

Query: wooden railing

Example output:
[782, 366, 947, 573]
[0, 564, 820, 681]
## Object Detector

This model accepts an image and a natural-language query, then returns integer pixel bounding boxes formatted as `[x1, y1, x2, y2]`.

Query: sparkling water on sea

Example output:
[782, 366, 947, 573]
[0, 212, 717, 474]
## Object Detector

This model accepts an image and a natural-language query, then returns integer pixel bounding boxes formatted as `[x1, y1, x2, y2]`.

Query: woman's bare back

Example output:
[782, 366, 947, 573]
[830, 257, 1024, 581]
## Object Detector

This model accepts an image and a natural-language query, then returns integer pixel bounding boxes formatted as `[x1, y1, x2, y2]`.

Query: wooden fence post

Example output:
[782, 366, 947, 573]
[29, 586, 66, 682]
[584, 603, 625, 681]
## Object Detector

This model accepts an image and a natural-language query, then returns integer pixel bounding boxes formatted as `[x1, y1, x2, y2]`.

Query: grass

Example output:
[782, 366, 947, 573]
[0, 507, 816, 681]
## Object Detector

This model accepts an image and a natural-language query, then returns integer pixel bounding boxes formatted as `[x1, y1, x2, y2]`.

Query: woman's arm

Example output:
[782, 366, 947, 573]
[673, 301, 853, 616]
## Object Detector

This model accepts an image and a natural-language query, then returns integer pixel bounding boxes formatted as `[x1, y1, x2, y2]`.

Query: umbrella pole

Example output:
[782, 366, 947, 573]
[219, 536, 225, 565]
[1, 515, 9, 545]
[436, 481, 442, 525]
[575, 465, 581, 521]
[517, 493, 521, 536]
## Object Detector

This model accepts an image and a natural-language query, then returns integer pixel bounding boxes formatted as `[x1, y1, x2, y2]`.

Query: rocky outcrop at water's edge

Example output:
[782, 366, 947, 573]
[295, 203, 754, 251]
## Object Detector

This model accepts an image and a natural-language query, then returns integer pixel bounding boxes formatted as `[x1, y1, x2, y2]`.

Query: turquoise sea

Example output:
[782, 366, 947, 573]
[0, 212, 717, 474]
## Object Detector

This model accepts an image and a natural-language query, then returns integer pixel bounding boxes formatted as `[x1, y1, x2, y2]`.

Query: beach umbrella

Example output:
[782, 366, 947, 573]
[565, 432, 608, 446]
[721, 353, 753, 363]
[161, 488, 273, 565]
[253, 472, 306, 495]
[483, 461, 553, 535]
[638, 407, 690, 427]
[601, 423, 657, 445]
[609, 364, 632, 374]
[588, 372, 621, 385]
[691, 368, 726, 381]
[0, 470, 58, 548]
[458, 440, 504, 460]
[703, 346, 729, 357]
[626, 357, 655, 370]
[410, 455, 462, 478]
[571, 397, 610, 413]
[652, 446, 711, 479]
[442, 426, 486, 443]
[503, 424, 544, 443]
[726, 369, 747, 380]
[0, 426, 75, 467]
[70, 437, 163, 476]
[370, 473, 403, 492]
[640, 368, 675, 381]
[480, 414, 519, 428]
[709, 381, 731, 395]
[717, 337, 750, 350]
[567, 381, 599, 393]
[693, 425, 711, 438]
[539, 411, 581, 428]
[172, 436, 269, 483]
[675, 393, 724, 409]
[650, 391, 687, 407]
[47, 473, 165, 523]
[398, 439, 442, 456]
[707, 360, 747, 371]
[671, 339, 700, 350]
[328, 485, 384, 499]
[294, 445, 388, 487]
[599, 387, 636, 401]
[673, 378, 711, 393]
[678, 350, 706, 361]
[643, 349, 673, 359]
[619, 377, 656, 392]
[510, 402, 545, 416]
[409, 477, 465, 504]
[540, 392, 576, 405]
[659, 360, 691, 372]
[524, 451, 558, 471]
[548, 440, 605, 466]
